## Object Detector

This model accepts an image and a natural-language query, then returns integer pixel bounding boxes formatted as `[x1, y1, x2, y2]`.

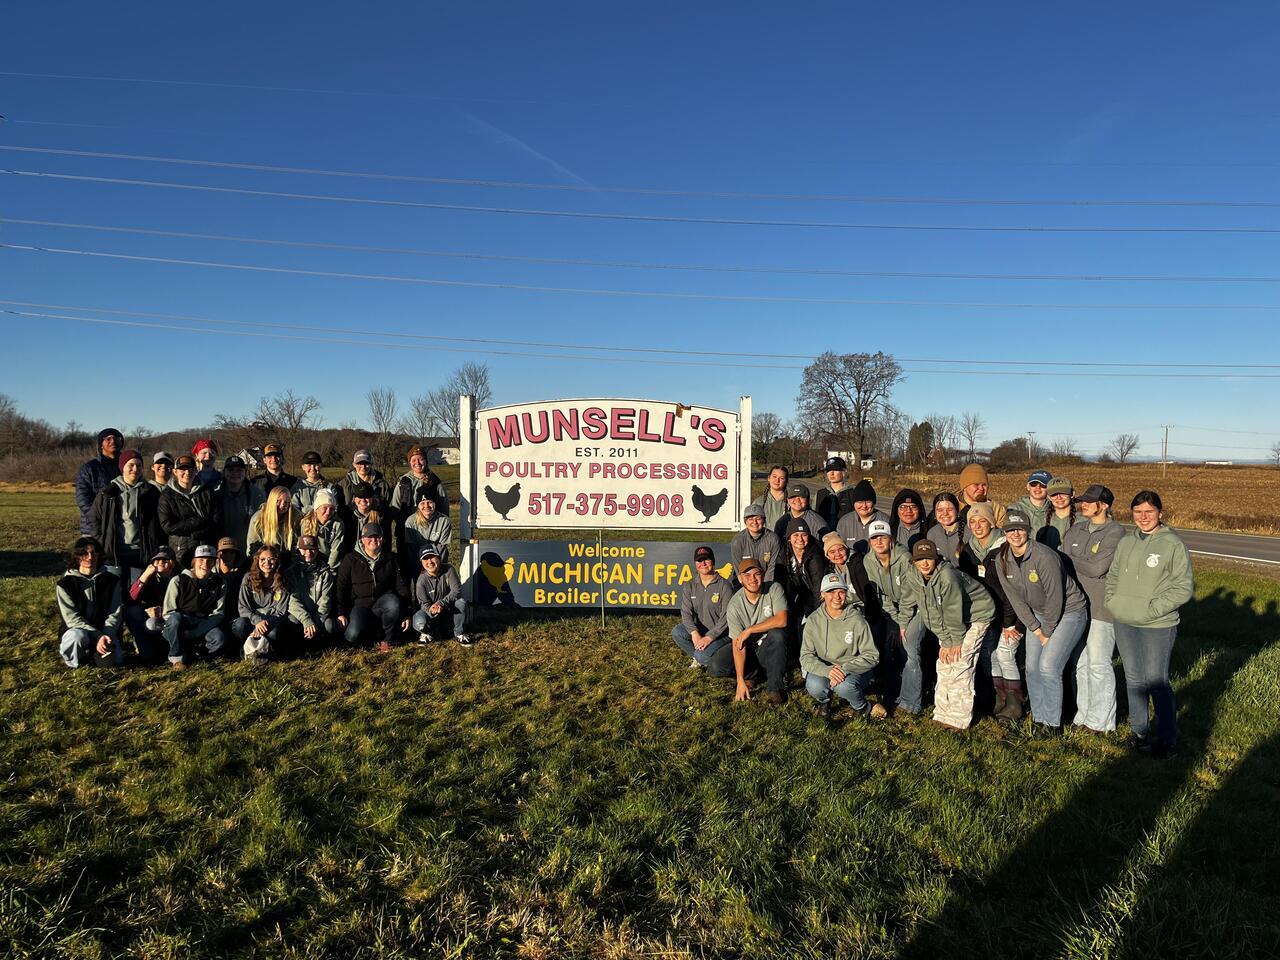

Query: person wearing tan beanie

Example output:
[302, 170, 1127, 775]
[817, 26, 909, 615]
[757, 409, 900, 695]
[957, 462, 1006, 527]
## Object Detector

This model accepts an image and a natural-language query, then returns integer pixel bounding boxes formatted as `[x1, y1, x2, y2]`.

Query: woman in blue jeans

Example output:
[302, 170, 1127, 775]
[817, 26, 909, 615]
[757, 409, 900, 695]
[995, 509, 1089, 737]
[1105, 491, 1194, 759]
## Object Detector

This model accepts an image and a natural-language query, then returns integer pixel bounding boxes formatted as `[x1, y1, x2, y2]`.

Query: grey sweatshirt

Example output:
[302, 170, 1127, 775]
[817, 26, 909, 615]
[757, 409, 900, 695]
[237, 578, 313, 630]
[291, 477, 338, 514]
[286, 561, 333, 623]
[836, 509, 890, 554]
[800, 603, 879, 678]
[726, 582, 787, 638]
[110, 476, 144, 552]
[405, 511, 453, 565]
[56, 568, 122, 638]
[909, 563, 996, 648]
[994, 540, 1086, 637]
[862, 544, 919, 630]
[1060, 517, 1125, 624]
[752, 489, 790, 531]
[679, 573, 733, 638]
[415, 564, 462, 609]
[729, 528, 781, 583]
[927, 522, 962, 563]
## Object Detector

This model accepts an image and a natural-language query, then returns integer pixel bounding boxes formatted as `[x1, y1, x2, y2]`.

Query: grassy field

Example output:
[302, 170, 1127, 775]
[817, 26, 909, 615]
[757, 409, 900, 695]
[872, 463, 1280, 536]
[3, 493, 1280, 957]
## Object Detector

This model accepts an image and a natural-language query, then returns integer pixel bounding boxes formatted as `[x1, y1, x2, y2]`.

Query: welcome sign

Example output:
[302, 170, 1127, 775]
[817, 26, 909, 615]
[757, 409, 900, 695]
[460, 397, 752, 532]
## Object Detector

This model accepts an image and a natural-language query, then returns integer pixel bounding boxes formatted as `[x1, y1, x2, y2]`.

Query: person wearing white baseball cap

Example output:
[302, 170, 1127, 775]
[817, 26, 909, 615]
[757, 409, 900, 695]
[800, 572, 880, 721]
[863, 518, 924, 717]
[339, 449, 391, 509]
[160, 543, 229, 669]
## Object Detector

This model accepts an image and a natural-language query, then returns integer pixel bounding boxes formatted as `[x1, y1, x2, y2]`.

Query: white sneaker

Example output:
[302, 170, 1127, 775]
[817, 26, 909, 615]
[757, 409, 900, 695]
[688, 658, 702, 670]
[455, 634, 474, 647]
[417, 632, 431, 645]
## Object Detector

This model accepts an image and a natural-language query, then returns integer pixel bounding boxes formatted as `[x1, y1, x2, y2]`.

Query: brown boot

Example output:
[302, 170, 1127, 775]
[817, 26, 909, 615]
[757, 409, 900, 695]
[992, 677, 1008, 720]
[997, 680, 1025, 724]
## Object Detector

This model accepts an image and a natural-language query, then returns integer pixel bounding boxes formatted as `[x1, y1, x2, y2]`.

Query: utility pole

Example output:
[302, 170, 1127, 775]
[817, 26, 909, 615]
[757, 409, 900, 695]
[1027, 432, 1036, 464]
[1161, 425, 1170, 479]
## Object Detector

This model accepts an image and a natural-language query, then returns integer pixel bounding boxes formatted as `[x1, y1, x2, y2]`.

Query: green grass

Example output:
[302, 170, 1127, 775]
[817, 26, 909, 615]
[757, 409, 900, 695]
[3, 494, 1279, 958]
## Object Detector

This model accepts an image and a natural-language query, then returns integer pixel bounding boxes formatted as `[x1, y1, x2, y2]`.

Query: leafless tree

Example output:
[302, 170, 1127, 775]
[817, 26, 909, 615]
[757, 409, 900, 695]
[959, 411, 985, 457]
[214, 389, 323, 460]
[410, 363, 494, 440]
[1108, 433, 1141, 465]
[796, 351, 903, 465]
[1270, 440, 1280, 467]
[752, 411, 783, 450]
[1050, 437, 1078, 458]
[366, 388, 399, 436]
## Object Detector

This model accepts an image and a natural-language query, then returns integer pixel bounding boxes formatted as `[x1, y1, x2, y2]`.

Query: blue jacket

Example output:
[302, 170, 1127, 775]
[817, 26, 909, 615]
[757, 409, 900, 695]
[75, 453, 120, 534]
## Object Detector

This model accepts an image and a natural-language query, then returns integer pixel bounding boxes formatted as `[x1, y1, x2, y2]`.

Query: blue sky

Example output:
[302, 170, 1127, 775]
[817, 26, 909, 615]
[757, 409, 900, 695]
[2, 2, 1278, 460]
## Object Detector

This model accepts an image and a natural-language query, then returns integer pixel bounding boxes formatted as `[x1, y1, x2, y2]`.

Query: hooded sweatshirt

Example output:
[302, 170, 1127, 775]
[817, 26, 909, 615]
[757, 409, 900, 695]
[862, 543, 920, 630]
[290, 476, 339, 514]
[335, 542, 408, 614]
[1104, 525, 1194, 629]
[752, 488, 791, 531]
[678, 572, 733, 638]
[162, 568, 227, 621]
[301, 512, 347, 570]
[993, 540, 1087, 637]
[927, 521, 963, 564]
[56, 567, 122, 638]
[836, 509, 891, 556]
[403, 510, 453, 573]
[909, 563, 996, 648]
[286, 559, 334, 624]
[415, 562, 462, 610]
[1010, 495, 1051, 537]
[800, 602, 879, 678]
[237, 576, 313, 629]
[339, 468, 392, 508]
[92, 475, 162, 566]
[1060, 517, 1126, 624]
[889, 489, 929, 550]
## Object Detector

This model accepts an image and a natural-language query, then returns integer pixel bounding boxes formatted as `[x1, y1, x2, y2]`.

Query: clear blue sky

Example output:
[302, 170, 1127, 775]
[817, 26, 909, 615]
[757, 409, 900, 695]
[3, 2, 1278, 460]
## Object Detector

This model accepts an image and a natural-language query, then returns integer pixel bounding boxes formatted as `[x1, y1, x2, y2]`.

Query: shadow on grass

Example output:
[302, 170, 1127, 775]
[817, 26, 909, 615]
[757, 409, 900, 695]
[901, 586, 1280, 959]
[0, 550, 63, 579]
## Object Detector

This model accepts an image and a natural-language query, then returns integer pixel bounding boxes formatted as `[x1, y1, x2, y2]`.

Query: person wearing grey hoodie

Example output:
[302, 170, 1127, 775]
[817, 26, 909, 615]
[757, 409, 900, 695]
[1105, 491, 1193, 758]
[926, 493, 964, 564]
[287, 536, 337, 643]
[56, 537, 123, 668]
[232, 545, 314, 661]
[401, 488, 453, 581]
[835, 479, 889, 556]
[958, 502, 1023, 724]
[412, 545, 469, 645]
[300, 489, 347, 570]
[801, 573, 880, 719]
[92, 448, 162, 580]
[995, 509, 1088, 736]
[1009, 469, 1053, 539]
[1060, 485, 1126, 733]
[863, 520, 924, 716]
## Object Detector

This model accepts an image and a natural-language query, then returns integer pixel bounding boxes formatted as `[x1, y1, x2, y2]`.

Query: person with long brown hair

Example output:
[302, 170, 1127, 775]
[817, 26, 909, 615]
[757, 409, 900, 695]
[232, 545, 313, 662]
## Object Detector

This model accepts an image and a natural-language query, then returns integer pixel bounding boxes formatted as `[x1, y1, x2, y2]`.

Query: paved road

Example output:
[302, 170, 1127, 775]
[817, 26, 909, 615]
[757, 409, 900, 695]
[796, 484, 1280, 566]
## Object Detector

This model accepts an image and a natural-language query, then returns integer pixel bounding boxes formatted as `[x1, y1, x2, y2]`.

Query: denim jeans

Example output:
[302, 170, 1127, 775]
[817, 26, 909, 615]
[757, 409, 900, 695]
[740, 627, 789, 694]
[805, 668, 874, 711]
[672, 623, 734, 677]
[1113, 622, 1178, 746]
[1073, 619, 1118, 732]
[882, 614, 927, 714]
[123, 603, 167, 664]
[1024, 609, 1088, 726]
[232, 615, 287, 658]
[344, 593, 403, 646]
[161, 612, 228, 664]
[59, 628, 121, 668]
[412, 598, 469, 640]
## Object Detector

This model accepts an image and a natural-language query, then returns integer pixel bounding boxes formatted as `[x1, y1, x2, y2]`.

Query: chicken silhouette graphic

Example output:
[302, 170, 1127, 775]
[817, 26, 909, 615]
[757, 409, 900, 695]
[480, 554, 516, 591]
[690, 485, 729, 523]
[484, 482, 521, 520]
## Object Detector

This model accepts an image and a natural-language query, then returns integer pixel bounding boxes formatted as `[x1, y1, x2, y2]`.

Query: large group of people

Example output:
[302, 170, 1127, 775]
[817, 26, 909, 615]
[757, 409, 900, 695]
[676, 457, 1194, 758]
[60, 429, 468, 672]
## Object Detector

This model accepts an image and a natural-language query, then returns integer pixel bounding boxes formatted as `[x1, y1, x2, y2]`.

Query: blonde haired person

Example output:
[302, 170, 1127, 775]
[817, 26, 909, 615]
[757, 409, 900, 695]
[247, 485, 301, 558]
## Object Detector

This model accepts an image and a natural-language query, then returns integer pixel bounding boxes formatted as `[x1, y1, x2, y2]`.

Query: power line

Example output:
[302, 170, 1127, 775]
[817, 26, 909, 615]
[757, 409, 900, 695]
[9, 242, 1280, 314]
[6, 304, 1280, 379]
[5, 145, 1280, 208]
[5, 299, 1280, 370]
[11, 217, 1280, 285]
[1169, 424, 1279, 437]
[9, 169, 1280, 235]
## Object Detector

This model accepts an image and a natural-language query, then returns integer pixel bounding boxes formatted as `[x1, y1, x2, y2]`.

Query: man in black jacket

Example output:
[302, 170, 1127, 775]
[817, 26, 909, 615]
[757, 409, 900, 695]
[74, 427, 123, 534]
[252, 442, 297, 497]
[336, 522, 410, 650]
[158, 454, 221, 566]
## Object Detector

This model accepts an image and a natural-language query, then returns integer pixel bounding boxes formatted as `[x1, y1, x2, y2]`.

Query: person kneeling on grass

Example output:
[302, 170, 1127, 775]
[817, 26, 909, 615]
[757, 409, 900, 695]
[412, 545, 471, 646]
[671, 545, 734, 675]
[232, 544, 315, 663]
[57, 536, 124, 669]
[801, 573, 880, 721]
[728, 558, 789, 705]
[161, 543, 229, 670]
[908, 539, 995, 731]
[286, 535, 336, 646]
[125, 545, 178, 665]
[336, 522, 410, 651]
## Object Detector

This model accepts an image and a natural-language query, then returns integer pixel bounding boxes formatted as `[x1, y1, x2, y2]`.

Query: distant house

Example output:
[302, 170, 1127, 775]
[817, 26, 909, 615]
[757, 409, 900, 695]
[237, 448, 261, 470]
[826, 450, 876, 472]
[1204, 460, 1234, 467]
[424, 437, 460, 465]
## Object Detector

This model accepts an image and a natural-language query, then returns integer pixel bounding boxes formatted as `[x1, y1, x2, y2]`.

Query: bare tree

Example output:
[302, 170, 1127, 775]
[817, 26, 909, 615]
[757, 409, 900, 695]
[1270, 440, 1280, 467]
[366, 388, 399, 435]
[411, 363, 494, 440]
[925, 412, 957, 468]
[214, 389, 323, 460]
[796, 351, 904, 465]
[959, 411, 985, 457]
[1108, 433, 1141, 465]
[752, 411, 783, 449]
[1050, 437, 1078, 458]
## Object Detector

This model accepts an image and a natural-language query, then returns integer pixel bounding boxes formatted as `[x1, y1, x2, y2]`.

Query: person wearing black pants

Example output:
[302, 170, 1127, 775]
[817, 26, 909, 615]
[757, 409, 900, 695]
[336, 522, 410, 651]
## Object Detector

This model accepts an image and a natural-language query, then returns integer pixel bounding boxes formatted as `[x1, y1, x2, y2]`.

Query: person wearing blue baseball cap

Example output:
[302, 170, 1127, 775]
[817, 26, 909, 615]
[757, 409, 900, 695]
[1009, 469, 1053, 539]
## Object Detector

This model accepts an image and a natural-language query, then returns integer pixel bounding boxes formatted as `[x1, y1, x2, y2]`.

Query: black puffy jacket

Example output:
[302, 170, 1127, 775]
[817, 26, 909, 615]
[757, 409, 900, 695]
[158, 482, 222, 565]
[335, 546, 409, 616]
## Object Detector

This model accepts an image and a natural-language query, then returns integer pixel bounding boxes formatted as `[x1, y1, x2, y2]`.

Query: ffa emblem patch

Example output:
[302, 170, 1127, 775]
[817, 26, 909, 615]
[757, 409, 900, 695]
[1146, 554, 1160, 568]
[1028, 569, 1039, 583]
[977, 563, 986, 578]
[763, 603, 772, 616]
[763, 551, 772, 563]
[711, 593, 721, 603]
[1091, 542, 1100, 554]
[844, 631, 854, 644]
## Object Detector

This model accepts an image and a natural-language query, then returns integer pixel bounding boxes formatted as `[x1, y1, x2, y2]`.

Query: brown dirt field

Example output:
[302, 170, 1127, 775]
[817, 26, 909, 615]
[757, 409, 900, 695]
[869, 463, 1280, 536]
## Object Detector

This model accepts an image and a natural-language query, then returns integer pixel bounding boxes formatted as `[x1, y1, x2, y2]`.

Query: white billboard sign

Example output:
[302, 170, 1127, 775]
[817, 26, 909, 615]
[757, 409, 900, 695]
[460, 397, 751, 532]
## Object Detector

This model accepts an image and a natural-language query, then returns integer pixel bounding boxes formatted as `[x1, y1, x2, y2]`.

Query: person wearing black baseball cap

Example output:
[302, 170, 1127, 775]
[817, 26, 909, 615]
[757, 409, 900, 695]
[908, 537, 996, 730]
[291, 450, 339, 514]
[343, 482, 386, 547]
[1009, 469, 1053, 538]
[74, 428, 123, 535]
[814, 456, 857, 531]
[158, 454, 221, 566]
[252, 442, 297, 498]
[727, 558, 789, 705]
[995, 508, 1089, 738]
[672, 546, 734, 675]
[774, 482, 829, 543]
[1061, 485, 1125, 733]
[124, 545, 178, 664]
